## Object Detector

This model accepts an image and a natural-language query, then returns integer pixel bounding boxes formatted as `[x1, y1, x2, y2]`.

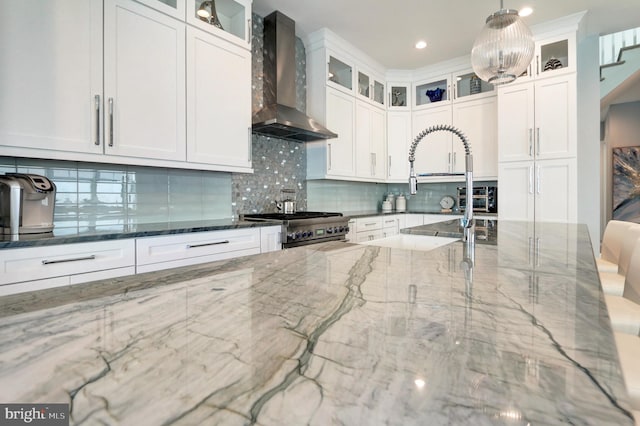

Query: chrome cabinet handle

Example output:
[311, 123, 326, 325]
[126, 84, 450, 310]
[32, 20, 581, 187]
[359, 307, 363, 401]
[536, 127, 540, 156]
[388, 155, 392, 176]
[536, 55, 540, 75]
[94, 95, 101, 146]
[528, 166, 534, 194]
[453, 152, 457, 170]
[42, 255, 96, 265]
[535, 237, 541, 267]
[328, 143, 332, 170]
[187, 240, 230, 249]
[448, 152, 452, 172]
[108, 97, 114, 147]
[247, 19, 251, 43]
[528, 128, 533, 157]
[536, 165, 541, 194]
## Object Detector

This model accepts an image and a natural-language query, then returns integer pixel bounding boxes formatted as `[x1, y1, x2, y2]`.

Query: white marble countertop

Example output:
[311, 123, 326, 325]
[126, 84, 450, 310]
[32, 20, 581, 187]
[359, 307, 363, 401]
[0, 221, 635, 425]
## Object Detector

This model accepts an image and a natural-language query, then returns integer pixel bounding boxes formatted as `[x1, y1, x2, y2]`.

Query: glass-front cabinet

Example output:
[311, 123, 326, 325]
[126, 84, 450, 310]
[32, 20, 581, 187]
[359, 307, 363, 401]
[453, 70, 495, 101]
[535, 34, 574, 76]
[137, 0, 185, 19]
[387, 83, 410, 110]
[357, 68, 385, 107]
[414, 75, 450, 109]
[186, 0, 252, 48]
[327, 54, 354, 93]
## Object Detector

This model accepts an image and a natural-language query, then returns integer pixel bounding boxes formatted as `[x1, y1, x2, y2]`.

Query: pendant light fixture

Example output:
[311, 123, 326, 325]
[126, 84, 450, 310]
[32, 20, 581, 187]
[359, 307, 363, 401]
[471, 0, 534, 85]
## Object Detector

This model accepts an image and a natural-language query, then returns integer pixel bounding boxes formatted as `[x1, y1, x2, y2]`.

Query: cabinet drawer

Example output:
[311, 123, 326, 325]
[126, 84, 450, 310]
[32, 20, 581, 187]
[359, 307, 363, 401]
[136, 228, 261, 271]
[0, 239, 136, 286]
[356, 217, 383, 231]
[355, 230, 384, 243]
[382, 216, 398, 229]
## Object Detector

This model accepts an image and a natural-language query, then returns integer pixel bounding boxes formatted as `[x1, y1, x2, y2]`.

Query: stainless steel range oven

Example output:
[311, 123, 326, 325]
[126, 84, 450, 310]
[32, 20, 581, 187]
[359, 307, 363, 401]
[242, 212, 350, 248]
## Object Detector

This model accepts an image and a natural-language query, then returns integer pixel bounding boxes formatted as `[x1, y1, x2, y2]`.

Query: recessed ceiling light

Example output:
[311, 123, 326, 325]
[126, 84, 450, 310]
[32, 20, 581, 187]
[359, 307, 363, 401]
[519, 7, 533, 17]
[415, 40, 427, 49]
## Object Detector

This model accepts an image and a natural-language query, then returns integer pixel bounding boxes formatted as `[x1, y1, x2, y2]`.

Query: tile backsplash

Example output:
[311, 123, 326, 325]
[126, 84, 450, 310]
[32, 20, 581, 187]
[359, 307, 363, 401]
[0, 157, 232, 234]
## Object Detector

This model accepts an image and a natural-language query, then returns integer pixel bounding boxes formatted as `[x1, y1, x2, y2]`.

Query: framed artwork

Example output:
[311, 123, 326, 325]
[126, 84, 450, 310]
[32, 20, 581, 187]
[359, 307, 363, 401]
[612, 146, 640, 223]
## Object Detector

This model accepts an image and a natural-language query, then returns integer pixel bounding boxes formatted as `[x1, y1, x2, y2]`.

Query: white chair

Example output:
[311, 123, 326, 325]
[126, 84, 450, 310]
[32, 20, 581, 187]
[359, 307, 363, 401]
[600, 224, 640, 296]
[598, 220, 635, 273]
[606, 238, 640, 335]
[613, 332, 640, 411]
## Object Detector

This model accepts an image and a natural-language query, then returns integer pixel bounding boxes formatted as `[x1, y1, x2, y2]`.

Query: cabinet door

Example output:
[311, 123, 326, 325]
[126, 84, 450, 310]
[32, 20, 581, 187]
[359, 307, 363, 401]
[355, 102, 373, 178]
[412, 105, 453, 174]
[498, 82, 534, 162]
[0, 0, 103, 155]
[186, 0, 252, 48]
[371, 107, 386, 179]
[186, 27, 251, 170]
[387, 112, 411, 181]
[535, 158, 577, 223]
[498, 161, 535, 221]
[104, 0, 186, 161]
[325, 88, 356, 177]
[453, 96, 498, 178]
[534, 75, 576, 160]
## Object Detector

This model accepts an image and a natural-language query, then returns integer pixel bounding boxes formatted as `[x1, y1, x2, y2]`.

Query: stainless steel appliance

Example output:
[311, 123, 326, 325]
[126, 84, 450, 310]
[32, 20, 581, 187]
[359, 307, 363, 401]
[457, 185, 497, 213]
[242, 212, 350, 248]
[0, 173, 56, 236]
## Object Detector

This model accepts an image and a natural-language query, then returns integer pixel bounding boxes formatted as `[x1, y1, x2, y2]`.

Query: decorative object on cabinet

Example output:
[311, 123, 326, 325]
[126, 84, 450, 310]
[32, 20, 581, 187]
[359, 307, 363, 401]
[197, 0, 223, 30]
[612, 147, 640, 223]
[426, 88, 446, 102]
[543, 57, 563, 71]
[470, 75, 482, 94]
[471, 0, 534, 85]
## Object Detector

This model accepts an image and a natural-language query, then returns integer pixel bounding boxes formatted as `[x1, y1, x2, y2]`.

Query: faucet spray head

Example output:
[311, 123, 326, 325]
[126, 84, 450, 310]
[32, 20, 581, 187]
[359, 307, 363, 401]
[409, 162, 418, 195]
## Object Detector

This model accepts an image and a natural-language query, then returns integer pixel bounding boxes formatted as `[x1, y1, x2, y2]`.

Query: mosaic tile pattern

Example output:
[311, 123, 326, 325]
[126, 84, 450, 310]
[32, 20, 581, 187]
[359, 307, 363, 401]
[232, 13, 307, 217]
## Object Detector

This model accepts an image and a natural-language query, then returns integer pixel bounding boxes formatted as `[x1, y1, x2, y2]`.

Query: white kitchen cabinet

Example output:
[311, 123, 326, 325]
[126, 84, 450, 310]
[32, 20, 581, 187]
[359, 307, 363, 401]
[387, 82, 411, 111]
[452, 69, 495, 102]
[0, 239, 136, 296]
[452, 96, 498, 179]
[137, 0, 185, 19]
[356, 67, 385, 107]
[104, 0, 186, 162]
[0, 0, 104, 156]
[186, 0, 252, 49]
[414, 74, 451, 109]
[498, 158, 577, 223]
[260, 225, 283, 253]
[307, 87, 356, 179]
[386, 111, 411, 182]
[345, 218, 357, 242]
[411, 104, 456, 175]
[136, 228, 261, 273]
[498, 75, 576, 163]
[355, 216, 384, 242]
[355, 102, 386, 180]
[382, 215, 399, 238]
[402, 214, 424, 229]
[186, 26, 252, 171]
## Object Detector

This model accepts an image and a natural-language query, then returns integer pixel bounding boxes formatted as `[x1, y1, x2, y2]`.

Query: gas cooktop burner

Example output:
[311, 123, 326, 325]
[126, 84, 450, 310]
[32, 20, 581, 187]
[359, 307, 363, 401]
[242, 212, 350, 248]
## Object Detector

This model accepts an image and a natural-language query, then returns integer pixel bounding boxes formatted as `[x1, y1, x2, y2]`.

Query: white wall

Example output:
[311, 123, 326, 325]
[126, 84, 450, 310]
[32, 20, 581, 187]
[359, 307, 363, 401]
[577, 34, 601, 249]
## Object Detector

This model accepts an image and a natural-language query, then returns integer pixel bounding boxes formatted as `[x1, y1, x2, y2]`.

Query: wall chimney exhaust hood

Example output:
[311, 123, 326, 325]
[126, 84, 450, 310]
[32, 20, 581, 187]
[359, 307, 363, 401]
[252, 11, 337, 142]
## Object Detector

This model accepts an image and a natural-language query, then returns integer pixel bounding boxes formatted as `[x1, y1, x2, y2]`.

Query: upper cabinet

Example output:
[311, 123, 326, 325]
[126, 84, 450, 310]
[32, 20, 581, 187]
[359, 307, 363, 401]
[414, 74, 451, 109]
[327, 53, 354, 94]
[0, 0, 104, 156]
[357, 67, 385, 108]
[104, 0, 186, 162]
[512, 32, 577, 82]
[136, 0, 185, 19]
[186, 0, 252, 49]
[453, 69, 495, 101]
[387, 82, 411, 111]
[0, 0, 252, 173]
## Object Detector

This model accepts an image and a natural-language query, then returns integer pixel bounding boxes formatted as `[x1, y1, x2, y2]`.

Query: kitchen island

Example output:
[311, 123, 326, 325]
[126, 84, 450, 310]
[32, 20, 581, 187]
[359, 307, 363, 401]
[0, 221, 635, 425]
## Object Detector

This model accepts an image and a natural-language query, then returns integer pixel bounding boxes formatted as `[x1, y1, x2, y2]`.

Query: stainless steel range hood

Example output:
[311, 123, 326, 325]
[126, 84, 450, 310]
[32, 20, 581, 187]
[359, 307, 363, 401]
[252, 11, 337, 142]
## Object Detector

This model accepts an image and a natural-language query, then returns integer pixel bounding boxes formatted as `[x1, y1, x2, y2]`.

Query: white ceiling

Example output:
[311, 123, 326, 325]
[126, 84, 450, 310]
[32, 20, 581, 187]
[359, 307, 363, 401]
[252, 0, 640, 70]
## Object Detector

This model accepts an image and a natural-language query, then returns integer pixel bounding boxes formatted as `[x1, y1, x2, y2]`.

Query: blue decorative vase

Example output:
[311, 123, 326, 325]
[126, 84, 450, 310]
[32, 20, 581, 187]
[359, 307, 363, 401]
[426, 88, 445, 102]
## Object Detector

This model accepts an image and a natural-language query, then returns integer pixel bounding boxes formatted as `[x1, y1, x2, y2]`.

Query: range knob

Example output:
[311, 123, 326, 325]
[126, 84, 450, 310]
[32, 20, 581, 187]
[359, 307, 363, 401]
[326, 227, 333, 234]
[287, 232, 296, 241]
[338, 226, 345, 233]
[295, 231, 303, 239]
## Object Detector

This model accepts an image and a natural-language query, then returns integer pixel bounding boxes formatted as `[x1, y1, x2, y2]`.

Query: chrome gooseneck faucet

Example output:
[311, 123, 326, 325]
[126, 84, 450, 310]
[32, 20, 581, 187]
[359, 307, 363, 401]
[408, 124, 475, 243]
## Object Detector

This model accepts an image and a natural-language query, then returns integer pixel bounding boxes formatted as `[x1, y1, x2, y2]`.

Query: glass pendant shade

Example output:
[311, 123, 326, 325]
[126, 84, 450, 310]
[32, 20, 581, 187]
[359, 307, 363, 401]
[471, 9, 534, 85]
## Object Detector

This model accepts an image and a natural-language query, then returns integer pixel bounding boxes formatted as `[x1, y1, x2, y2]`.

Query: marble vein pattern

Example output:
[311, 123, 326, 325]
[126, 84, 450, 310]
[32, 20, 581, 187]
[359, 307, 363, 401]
[0, 222, 635, 425]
